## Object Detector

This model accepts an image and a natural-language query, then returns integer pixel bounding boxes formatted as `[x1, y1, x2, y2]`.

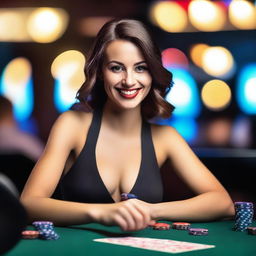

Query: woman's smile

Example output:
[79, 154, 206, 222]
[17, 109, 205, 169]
[115, 88, 143, 99]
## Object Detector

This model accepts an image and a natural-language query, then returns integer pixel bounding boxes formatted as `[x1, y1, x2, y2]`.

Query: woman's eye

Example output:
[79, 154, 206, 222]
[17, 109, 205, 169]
[135, 65, 148, 72]
[110, 65, 123, 72]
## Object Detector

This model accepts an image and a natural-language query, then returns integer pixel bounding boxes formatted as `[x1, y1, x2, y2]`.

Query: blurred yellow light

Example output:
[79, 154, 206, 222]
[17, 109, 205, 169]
[229, 0, 256, 30]
[202, 46, 234, 77]
[27, 8, 68, 43]
[4, 57, 31, 86]
[201, 79, 231, 110]
[0, 9, 31, 42]
[3, 57, 32, 103]
[150, 1, 188, 32]
[188, 0, 226, 31]
[189, 43, 209, 67]
[51, 50, 86, 90]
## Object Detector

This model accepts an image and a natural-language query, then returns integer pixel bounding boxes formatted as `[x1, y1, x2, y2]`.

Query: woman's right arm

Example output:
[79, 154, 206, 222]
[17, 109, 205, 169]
[20, 111, 153, 230]
[20, 111, 96, 226]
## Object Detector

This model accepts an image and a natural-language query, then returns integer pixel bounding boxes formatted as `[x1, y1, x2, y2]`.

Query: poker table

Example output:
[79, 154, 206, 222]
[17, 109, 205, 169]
[5, 220, 256, 256]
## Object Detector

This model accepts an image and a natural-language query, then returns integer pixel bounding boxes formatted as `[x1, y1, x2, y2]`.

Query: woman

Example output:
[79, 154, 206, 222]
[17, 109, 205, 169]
[21, 19, 234, 231]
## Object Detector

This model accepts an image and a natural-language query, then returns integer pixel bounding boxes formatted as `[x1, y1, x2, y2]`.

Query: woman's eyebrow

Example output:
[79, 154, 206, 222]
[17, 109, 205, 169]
[107, 60, 147, 65]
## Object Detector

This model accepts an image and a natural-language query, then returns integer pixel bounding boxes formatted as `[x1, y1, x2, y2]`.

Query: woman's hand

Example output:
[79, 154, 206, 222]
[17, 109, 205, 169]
[89, 199, 155, 231]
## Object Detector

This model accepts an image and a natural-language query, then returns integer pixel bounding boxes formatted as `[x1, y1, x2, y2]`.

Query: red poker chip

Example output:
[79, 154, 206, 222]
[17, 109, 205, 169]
[172, 222, 191, 230]
[247, 227, 256, 235]
[152, 222, 170, 230]
[22, 230, 40, 239]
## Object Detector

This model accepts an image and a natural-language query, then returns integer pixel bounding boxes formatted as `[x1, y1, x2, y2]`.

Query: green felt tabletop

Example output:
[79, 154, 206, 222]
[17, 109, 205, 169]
[4, 220, 256, 256]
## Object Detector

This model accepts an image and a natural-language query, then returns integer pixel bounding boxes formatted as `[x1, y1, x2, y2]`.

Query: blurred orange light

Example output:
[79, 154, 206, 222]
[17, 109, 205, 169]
[189, 43, 209, 67]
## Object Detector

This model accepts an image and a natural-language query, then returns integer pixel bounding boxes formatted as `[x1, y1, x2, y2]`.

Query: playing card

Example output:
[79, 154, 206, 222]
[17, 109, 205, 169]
[94, 237, 215, 253]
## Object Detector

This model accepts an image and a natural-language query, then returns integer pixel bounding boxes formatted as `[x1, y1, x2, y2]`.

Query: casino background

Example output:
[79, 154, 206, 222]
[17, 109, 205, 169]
[0, 0, 256, 201]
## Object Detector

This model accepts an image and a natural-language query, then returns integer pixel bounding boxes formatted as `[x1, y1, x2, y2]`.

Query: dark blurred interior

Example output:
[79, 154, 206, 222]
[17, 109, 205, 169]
[0, 0, 255, 202]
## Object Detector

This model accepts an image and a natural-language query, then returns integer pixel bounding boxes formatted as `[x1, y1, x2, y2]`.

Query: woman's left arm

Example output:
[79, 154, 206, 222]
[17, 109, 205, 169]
[150, 126, 235, 222]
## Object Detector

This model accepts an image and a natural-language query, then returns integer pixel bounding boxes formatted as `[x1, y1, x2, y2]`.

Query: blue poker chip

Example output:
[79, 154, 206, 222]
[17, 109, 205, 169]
[234, 202, 254, 209]
[121, 193, 138, 201]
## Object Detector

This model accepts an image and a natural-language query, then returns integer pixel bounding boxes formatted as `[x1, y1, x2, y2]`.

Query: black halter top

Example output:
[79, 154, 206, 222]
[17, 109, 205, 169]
[57, 109, 163, 203]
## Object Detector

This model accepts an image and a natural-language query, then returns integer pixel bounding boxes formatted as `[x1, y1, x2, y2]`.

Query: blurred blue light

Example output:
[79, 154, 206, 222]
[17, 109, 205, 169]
[54, 79, 76, 112]
[0, 76, 34, 122]
[223, 0, 232, 6]
[236, 63, 256, 114]
[165, 68, 201, 118]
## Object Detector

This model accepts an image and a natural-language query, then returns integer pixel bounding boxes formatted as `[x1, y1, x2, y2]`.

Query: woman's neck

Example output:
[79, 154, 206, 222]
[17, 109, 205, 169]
[102, 101, 142, 135]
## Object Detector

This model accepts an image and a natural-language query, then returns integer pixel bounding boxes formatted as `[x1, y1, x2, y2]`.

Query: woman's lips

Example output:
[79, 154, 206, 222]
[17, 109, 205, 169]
[115, 88, 142, 99]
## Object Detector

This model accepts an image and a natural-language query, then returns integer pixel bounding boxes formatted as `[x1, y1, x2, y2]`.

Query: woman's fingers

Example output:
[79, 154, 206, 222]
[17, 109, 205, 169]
[125, 200, 151, 229]
[116, 200, 152, 231]
[97, 200, 153, 231]
[117, 203, 138, 230]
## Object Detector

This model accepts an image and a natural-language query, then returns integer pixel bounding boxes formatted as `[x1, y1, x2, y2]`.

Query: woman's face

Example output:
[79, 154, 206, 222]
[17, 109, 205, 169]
[102, 39, 152, 110]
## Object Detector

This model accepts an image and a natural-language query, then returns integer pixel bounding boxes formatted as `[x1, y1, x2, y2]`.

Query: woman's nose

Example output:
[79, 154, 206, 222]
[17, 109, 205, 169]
[122, 71, 136, 87]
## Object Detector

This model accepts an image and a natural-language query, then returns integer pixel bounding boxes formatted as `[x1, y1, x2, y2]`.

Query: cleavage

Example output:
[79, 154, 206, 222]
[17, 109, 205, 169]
[95, 127, 142, 199]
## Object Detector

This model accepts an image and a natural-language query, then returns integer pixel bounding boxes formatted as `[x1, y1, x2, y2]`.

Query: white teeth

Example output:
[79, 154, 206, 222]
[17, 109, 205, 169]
[120, 89, 137, 95]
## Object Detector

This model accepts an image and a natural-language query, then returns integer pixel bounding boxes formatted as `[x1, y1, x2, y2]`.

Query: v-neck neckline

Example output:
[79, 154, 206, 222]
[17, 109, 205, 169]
[93, 112, 144, 203]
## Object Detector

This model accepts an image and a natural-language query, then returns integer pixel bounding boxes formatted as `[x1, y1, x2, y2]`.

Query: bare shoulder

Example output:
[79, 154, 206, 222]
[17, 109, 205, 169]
[56, 110, 93, 126]
[47, 110, 93, 150]
[151, 123, 181, 141]
[151, 123, 187, 156]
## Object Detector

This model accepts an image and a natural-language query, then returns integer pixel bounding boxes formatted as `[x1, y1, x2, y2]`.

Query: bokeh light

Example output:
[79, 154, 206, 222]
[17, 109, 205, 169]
[237, 63, 256, 114]
[150, 1, 188, 32]
[170, 117, 198, 143]
[162, 48, 189, 69]
[201, 79, 231, 111]
[0, 9, 29, 42]
[189, 43, 209, 67]
[202, 46, 235, 78]
[0, 57, 33, 121]
[188, 0, 227, 31]
[205, 117, 232, 146]
[231, 116, 252, 147]
[51, 50, 86, 112]
[27, 8, 69, 43]
[165, 68, 201, 117]
[229, 0, 256, 30]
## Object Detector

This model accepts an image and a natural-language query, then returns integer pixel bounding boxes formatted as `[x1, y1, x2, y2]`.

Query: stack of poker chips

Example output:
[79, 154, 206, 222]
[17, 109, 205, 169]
[22, 230, 40, 239]
[172, 222, 191, 230]
[32, 221, 59, 240]
[234, 202, 254, 231]
[152, 223, 170, 230]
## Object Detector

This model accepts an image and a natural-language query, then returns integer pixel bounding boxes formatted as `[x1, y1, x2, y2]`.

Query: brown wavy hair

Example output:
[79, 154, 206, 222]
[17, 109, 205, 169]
[75, 18, 174, 119]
